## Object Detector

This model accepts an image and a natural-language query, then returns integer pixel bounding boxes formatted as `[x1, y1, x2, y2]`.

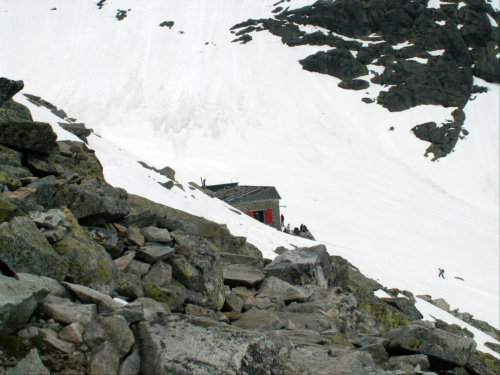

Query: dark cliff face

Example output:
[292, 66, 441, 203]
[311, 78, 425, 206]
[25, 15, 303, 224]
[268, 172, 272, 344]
[231, 0, 499, 160]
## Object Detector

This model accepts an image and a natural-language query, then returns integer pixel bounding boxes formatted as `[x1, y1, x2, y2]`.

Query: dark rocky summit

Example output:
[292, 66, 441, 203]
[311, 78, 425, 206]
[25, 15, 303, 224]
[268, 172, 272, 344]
[1, 77, 499, 374]
[231, 0, 499, 160]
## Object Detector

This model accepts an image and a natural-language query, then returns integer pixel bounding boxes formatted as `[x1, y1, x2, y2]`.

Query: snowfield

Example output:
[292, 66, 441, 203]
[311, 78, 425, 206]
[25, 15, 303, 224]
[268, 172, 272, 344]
[2, 0, 499, 355]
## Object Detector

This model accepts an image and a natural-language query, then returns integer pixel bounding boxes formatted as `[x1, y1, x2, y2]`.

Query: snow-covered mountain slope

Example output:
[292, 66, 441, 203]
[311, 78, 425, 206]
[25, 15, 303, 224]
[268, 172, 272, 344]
[2, 0, 499, 335]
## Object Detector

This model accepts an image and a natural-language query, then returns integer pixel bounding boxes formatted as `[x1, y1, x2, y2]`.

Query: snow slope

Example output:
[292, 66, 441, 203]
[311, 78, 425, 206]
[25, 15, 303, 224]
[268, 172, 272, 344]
[2, 0, 499, 348]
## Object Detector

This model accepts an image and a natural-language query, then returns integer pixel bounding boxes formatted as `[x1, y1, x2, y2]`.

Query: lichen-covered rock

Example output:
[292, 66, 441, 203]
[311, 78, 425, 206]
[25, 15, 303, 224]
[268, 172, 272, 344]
[140, 226, 171, 242]
[0, 113, 57, 153]
[0, 197, 26, 222]
[263, 245, 335, 288]
[143, 283, 186, 312]
[62, 282, 123, 313]
[257, 276, 311, 304]
[35, 180, 130, 225]
[41, 295, 97, 326]
[386, 324, 477, 369]
[138, 313, 283, 375]
[0, 216, 65, 279]
[26, 142, 106, 182]
[168, 232, 225, 310]
[0, 165, 32, 190]
[0, 274, 50, 333]
[51, 208, 117, 294]
[0, 144, 22, 167]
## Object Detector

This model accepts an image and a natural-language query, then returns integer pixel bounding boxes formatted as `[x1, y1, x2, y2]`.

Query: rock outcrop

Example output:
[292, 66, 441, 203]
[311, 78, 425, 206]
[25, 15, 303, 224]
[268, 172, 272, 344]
[1, 77, 497, 375]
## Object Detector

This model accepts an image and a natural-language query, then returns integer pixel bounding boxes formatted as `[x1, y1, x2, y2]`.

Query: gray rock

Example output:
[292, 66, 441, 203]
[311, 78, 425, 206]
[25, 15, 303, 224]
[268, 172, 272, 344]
[115, 272, 144, 299]
[224, 289, 244, 313]
[29, 208, 66, 229]
[232, 308, 283, 332]
[35, 182, 130, 225]
[223, 264, 265, 287]
[136, 245, 174, 264]
[167, 234, 225, 310]
[5, 348, 50, 375]
[0, 165, 32, 190]
[111, 302, 145, 323]
[432, 297, 450, 311]
[380, 296, 423, 320]
[263, 245, 334, 288]
[140, 226, 171, 243]
[282, 329, 329, 347]
[142, 261, 172, 287]
[40, 328, 75, 354]
[0, 77, 24, 105]
[41, 295, 97, 326]
[114, 251, 136, 272]
[220, 252, 263, 268]
[257, 276, 311, 304]
[356, 343, 389, 364]
[143, 284, 186, 312]
[0, 117, 57, 153]
[157, 165, 176, 180]
[15, 273, 71, 298]
[384, 354, 430, 372]
[386, 325, 476, 368]
[0, 217, 65, 280]
[58, 322, 84, 344]
[138, 313, 283, 374]
[62, 282, 123, 313]
[0, 144, 22, 167]
[0, 274, 50, 333]
[119, 345, 141, 375]
[265, 330, 294, 357]
[126, 259, 151, 277]
[126, 226, 145, 247]
[24, 175, 57, 190]
[84, 315, 135, 375]
[128, 297, 171, 321]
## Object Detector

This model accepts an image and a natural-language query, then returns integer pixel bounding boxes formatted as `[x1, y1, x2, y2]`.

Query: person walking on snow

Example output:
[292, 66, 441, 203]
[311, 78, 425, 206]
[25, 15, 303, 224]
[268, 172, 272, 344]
[438, 268, 445, 279]
[281, 214, 284, 228]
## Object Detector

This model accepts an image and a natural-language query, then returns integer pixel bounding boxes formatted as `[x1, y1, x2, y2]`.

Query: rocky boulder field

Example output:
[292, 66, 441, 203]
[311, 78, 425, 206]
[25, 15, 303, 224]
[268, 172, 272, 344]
[0, 77, 499, 374]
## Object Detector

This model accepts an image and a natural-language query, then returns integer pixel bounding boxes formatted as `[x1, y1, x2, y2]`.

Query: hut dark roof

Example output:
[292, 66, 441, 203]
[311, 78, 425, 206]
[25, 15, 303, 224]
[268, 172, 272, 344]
[206, 183, 281, 204]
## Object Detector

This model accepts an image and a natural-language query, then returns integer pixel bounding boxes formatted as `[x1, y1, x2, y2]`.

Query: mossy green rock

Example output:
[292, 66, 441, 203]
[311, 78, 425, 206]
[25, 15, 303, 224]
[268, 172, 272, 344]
[168, 232, 225, 311]
[0, 165, 32, 190]
[51, 208, 117, 294]
[0, 109, 57, 153]
[26, 142, 105, 181]
[0, 216, 65, 279]
[144, 283, 186, 312]
[0, 197, 26, 222]
[0, 144, 22, 167]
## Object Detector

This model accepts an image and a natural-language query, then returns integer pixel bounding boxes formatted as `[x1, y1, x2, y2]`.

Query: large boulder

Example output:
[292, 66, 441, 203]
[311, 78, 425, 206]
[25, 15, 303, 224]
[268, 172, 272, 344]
[0, 113, 57, 153]
[167, 232, 225, 310]
[0, 216, 65, 279]
[0, 274, 50, 333]
[386, 324, 477, 369]
[137, 313, 283, 374]
[51, 208, 118, 294]
[263, 245, 335, 288]
[35, 180, 130, 225]
[0, 144, 22, 167]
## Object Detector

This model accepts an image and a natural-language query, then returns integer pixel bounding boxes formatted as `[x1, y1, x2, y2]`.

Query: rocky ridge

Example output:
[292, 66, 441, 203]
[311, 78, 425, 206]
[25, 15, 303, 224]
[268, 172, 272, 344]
[230, 0, 499, 160]
[0, 77, 499, 374]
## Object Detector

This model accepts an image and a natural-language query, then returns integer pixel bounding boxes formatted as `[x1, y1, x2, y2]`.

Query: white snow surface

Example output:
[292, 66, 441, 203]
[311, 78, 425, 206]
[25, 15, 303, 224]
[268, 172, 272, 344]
[2, 0, 499, 348]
